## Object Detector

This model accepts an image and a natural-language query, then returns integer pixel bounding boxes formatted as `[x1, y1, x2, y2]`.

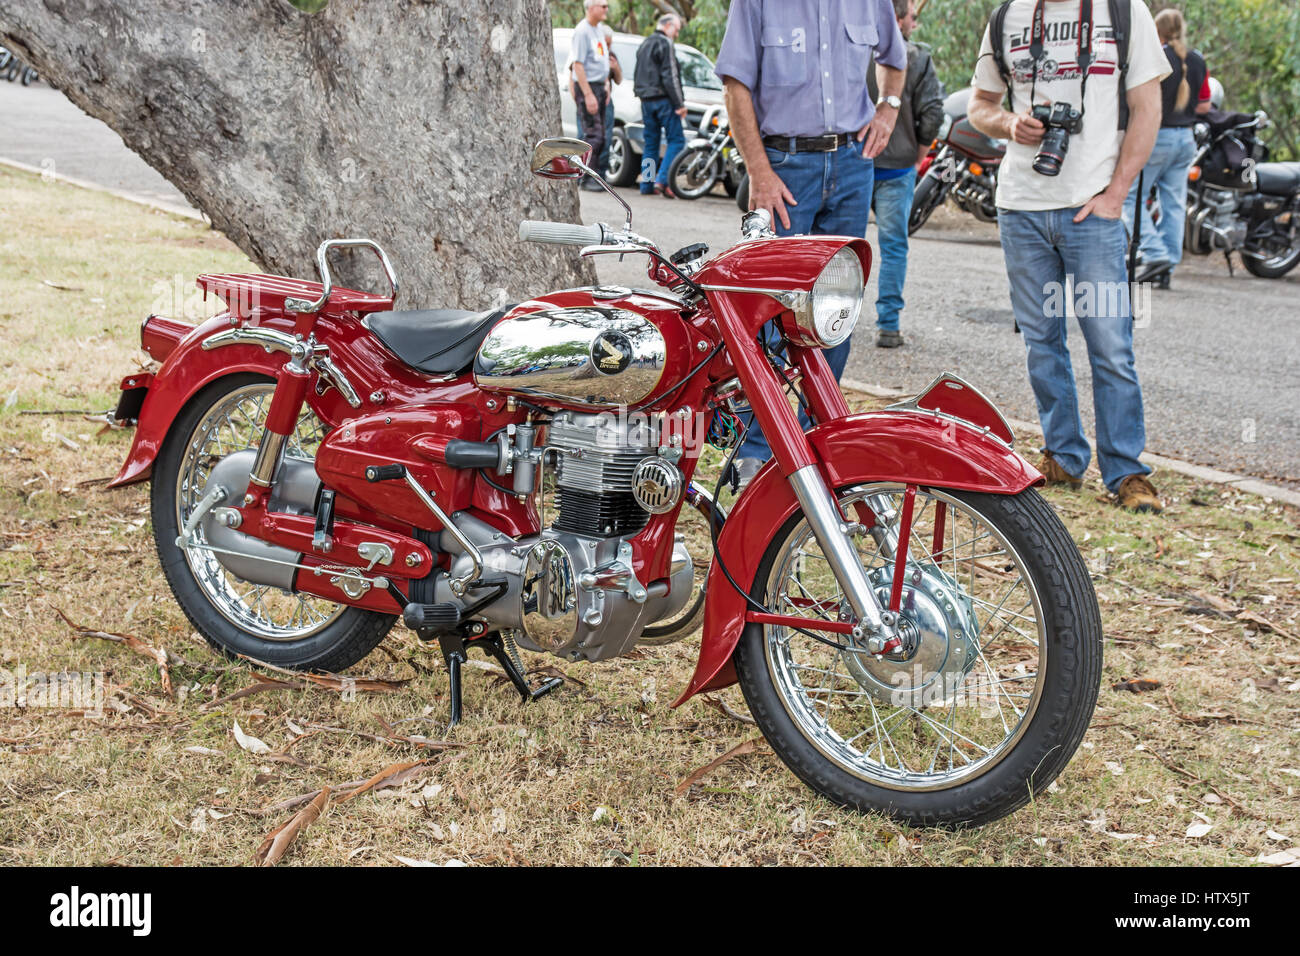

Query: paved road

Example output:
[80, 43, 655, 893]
[3, 81, 1297, 487]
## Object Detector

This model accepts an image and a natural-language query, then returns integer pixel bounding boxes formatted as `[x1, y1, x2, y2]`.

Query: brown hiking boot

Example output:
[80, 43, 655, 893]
[1115, 474, 1164, 513]
[1038, 452, 1083, 489]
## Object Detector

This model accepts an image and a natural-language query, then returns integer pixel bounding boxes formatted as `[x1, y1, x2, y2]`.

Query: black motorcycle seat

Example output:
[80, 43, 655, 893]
[363, 307, 511, 375]
[1255, 162, 1300, 197]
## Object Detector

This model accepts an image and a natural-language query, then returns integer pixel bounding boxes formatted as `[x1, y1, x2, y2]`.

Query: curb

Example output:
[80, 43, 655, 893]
[0, 156, 205, 223]
[841, 377, 1300, 508]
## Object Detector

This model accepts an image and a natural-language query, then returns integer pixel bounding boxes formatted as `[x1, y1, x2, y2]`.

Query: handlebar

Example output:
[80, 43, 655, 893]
[518, 220, 608, 246]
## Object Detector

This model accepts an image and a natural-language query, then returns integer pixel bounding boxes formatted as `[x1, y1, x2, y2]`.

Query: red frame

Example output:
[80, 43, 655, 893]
[112, 236, 1038, 700]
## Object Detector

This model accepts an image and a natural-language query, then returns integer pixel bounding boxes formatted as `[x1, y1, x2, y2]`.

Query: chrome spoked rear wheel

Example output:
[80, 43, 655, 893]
[152, 374, 395, 671]
[175, 381, 341, 640]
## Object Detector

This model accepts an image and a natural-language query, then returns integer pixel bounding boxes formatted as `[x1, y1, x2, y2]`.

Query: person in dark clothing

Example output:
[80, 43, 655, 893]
[571, 0, 612, 191]
[1124, 7, 1212, 287]
[634, 14, 687, 197]
[866, 0, 945, 348]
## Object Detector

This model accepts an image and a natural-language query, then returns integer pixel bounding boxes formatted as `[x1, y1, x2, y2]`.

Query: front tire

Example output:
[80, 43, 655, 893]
[908, 172, 946, 235]
[734, 484, 1101, 827]
[151, 374, 395, 671]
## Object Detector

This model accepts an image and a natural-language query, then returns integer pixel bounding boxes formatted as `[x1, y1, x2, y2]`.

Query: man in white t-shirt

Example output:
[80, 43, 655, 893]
[968, 0, 1170, 513]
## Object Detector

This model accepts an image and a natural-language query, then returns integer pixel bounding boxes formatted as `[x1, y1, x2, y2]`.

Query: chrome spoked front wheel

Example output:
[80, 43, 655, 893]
[735, 484, 1101, 827]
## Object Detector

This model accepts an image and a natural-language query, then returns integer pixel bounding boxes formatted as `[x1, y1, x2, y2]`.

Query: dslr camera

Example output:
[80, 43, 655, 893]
[1031, 103, 1084, 176]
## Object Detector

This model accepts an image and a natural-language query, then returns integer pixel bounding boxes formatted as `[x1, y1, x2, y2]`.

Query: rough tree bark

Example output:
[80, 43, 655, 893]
[0, 0, 592, 308]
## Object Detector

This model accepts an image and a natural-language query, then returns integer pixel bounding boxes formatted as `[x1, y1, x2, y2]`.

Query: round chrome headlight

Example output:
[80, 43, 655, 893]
[807, 248, 864, 348]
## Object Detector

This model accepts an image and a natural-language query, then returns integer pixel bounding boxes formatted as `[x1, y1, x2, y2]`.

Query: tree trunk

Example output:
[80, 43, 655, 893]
[0, 0, 592, 309]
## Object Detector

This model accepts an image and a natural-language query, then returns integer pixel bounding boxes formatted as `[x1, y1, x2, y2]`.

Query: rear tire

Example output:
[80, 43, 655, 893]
[1242, 240, 1300, 278]
[667, 145, 720, 200]
[151, 374, 395, 671]
[734, 484, 1101, 828]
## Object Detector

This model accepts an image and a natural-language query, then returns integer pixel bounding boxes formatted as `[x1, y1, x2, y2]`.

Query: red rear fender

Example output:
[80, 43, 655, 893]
[673, 409, 1042, 706]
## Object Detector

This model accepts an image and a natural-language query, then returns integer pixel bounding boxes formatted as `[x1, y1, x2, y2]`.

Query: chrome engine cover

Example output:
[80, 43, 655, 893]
[433, 514, 694, 662]
[472, 306, 666, 409]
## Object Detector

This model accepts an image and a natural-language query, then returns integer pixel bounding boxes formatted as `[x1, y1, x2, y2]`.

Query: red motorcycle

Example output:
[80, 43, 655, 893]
[108, 138, 1100, 827]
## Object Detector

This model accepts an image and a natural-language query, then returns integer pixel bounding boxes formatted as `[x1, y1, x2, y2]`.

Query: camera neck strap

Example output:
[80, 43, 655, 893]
[1028, 0, 1095, 113]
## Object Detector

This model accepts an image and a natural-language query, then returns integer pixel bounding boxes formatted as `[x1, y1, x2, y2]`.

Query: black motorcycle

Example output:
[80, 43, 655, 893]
[909, 88, 1006, 235]
[1185, 109, 1300, 279]
[666, 106, 745, 201]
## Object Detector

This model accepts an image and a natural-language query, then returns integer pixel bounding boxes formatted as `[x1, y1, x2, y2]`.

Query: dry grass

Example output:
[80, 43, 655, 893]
[1, 164, 1298, 866]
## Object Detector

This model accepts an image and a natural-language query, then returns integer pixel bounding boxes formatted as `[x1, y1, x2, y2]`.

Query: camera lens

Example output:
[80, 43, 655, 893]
[1033, 126, 1070, 177]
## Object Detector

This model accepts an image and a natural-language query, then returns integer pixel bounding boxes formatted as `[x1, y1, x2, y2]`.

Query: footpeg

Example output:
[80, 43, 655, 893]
[403, 602, 460, 633]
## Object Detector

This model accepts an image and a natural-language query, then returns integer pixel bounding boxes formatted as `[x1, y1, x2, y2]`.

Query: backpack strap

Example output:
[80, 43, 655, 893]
[988, 0, 1015, 110]
[1110, 0, 1131, 129]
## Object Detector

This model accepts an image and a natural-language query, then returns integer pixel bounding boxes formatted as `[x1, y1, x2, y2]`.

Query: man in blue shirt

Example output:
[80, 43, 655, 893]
[714, 0, 908, 483]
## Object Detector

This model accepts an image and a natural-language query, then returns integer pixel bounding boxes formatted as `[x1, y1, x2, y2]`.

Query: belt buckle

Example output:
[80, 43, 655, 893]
[816, 133, 838, 151]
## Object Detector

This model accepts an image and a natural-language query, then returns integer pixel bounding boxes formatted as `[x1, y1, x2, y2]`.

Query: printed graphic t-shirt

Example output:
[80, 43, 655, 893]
[971, 0, 1169, 211]
[571, 19, 611, 85]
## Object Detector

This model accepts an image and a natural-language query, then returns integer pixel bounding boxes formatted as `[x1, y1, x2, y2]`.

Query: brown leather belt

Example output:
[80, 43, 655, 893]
[761, 132, 854, 153]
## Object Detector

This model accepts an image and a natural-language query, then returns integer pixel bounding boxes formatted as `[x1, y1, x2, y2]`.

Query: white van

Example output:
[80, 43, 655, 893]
[554, 27, 723, 186]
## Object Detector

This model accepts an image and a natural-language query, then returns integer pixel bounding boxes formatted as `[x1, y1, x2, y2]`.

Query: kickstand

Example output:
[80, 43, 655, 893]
[478, 633, 564, 703]
[435, 632, 467, 727]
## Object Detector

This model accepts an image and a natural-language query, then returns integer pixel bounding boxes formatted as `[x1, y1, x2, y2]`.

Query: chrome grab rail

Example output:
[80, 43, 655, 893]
[201, 328, 362, 408]
[284, 238, 401, 314]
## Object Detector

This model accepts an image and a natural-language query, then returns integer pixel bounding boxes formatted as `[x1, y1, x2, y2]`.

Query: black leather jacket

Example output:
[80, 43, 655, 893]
[633, 30, 684, 109]
[868, 40, 945, 171]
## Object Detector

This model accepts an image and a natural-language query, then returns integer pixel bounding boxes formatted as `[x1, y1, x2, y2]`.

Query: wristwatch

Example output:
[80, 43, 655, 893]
[877, 95, 902, 110]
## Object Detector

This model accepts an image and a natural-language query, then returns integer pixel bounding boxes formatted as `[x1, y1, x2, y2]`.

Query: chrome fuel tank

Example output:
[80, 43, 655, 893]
[473, 306, 667, 409]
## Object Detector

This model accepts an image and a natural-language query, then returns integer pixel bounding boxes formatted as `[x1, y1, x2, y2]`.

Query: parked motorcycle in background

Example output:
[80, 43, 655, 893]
[1184, 108, 1300, 279]
[107, 136, 1102, 828]
[909, 88, 1006, 235]
[666, 106, 745, 201]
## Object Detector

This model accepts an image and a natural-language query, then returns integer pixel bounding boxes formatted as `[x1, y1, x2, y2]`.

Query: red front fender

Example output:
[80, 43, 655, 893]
[672, 410, 1043, 707]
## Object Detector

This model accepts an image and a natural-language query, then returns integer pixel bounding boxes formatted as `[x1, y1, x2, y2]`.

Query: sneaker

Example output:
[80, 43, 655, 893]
[1037, 451, 1083, 490]
[1135, 258, 1172, 284]
[875, 329, 904, 348]
[733, 457, 764, 494]
[1115, 474, 1164, 513]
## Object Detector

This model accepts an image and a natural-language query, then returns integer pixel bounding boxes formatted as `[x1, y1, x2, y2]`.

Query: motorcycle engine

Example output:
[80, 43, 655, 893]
[430, 411, 694, 661]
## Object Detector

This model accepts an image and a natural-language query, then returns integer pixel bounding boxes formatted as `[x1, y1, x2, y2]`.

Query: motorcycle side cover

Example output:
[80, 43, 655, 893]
[673, 409, 1043, 706]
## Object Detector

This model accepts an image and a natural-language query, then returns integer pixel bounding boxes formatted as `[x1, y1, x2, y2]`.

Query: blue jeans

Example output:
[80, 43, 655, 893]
[639, 98, 685, 192]
[600, 93, 616, 177]
[736, 141, 874, 462]
[1123, 126, 1197, 267]
[998, 207, 1152, 492]
[871, 169, 915, 331]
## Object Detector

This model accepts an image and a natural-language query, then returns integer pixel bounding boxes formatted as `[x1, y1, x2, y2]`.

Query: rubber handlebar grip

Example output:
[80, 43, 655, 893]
[518, 220, 606, 246]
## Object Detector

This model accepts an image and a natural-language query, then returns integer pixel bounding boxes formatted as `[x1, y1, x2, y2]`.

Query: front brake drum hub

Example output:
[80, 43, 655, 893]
[842, 562, 981, 707]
